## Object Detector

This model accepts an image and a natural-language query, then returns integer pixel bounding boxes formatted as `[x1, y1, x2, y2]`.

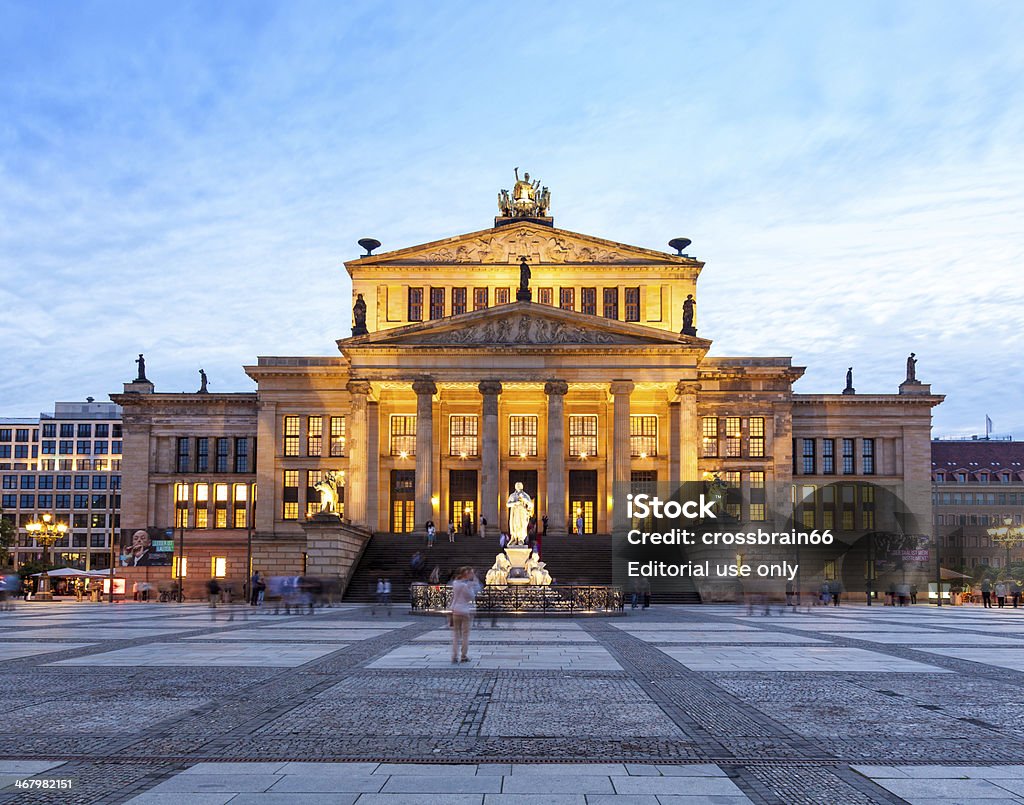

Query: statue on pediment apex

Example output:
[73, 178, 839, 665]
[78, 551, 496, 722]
[499, 168, 551, 217]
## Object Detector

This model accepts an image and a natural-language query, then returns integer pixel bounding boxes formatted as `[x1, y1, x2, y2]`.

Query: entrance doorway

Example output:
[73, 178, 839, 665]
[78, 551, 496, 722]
[390, 470, 415, 533]
[449, 469, 478, 535]
[569, 470, 597, 534]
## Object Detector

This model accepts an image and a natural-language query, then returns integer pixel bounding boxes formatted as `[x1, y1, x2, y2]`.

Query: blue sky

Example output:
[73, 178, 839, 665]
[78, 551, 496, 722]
[1, 0, 1022, 436]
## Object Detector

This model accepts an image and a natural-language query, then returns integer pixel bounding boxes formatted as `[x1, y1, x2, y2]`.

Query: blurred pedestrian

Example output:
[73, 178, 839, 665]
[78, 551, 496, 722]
[206, 577, 220, 620]
[450, 566, 480, 664]
[479, 516, 487, 540]
[447, 522, 456, 543]
[981, 578, 992, 608]
[996, 581, 1007, 609]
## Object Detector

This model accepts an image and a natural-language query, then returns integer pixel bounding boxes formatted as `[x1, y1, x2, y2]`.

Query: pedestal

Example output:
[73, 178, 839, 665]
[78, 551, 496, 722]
[504, 546, 534, 585]
[34, 572, 54, 601]
[301, 512, 371, 586]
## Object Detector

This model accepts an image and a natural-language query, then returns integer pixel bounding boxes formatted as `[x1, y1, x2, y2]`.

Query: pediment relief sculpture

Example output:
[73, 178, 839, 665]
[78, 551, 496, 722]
[414, 315, 623, 346]
[421, 229, 626, 264]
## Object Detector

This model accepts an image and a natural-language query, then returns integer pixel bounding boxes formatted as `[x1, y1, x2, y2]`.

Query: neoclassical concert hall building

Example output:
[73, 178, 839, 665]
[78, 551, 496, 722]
[112, 177, 942, 596]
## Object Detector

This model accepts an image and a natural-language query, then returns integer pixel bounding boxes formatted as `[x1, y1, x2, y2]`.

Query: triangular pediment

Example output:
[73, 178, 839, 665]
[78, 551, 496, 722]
[340, 303, 711, 350]
[346, 221, 700, 267]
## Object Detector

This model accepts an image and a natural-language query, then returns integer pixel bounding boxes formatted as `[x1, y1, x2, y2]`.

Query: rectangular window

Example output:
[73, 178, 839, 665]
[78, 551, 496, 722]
[624, 287, 640, 321]
[211, 557, 227, 578]
[58, 440, 73, 455]
[195, 483, 209, 528]
[214, 483, 228, 528]
[234, 438, 249, 473]
[283, 416, 299, 457]
[749, 417, 765, 457]
[59, 424, 74, 438]
[94, 441, 108, 454]
[509, 415, 539, 457]
[74, 475, 88, 489]
[76, 424, 90, 438]
[14, 444, 28, 459]
[749, 471, 766, 521]
[215, 438, 229, 472]
[569, 415, 598, 458]
[721, 470, 741, 518]
[233, 483, 249, 528]
[95, 424, 109, 438]
[20, 494, 33, 507]
[330, 417, 346, 457]
[174, 482, 188, 528]
[862, 438, 875, 475]
[581, 287, 596, 315]
[113, 424, 122, 438]
[77, 440, 91, 454]
[42, 424, 56, 438]
[196, 437, 209, 472]
[37, 494, 52, 508]
[725, 417, 742, 457]
[538, 287, 553, 306]
[92, 494, 106, 508]
[112, 440, 122, 455]
[21, 475, 35, 489]
[429, 287, 445, 319]
[559, 287, 575, 311]
[822, 438, 835, 475]
[73, 494, 88, 509]
[1, 494, 14, 508]
[41, 440, 55, 454]
[408, 287, 423, 321]
[390, 415, 417, 457]
[307, 416, 323, 457]
[451, 287, 467, 315]
[56, 494, 70, 508]
[0, 428, 9, 440]
[283, 469, 299, 520]
[173, 556, 188, 578]
[473, 287, 488, 310]
[630, 415, 658, 458]
[603, 287, 618, 319]
[802, 438, 815, 474]
[91, 476, 107, 489]
[306, 470, 322, 519]
[702, 417, 718, 457]
[494, 287, 510, 305]
[842, 438, 855, 474]
[449, 415, 479, 457]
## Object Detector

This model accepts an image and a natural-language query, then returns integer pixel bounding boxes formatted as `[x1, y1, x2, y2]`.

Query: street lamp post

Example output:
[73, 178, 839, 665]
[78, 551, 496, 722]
[25, 513, 68, 601]
[987, 517, 1024, 575]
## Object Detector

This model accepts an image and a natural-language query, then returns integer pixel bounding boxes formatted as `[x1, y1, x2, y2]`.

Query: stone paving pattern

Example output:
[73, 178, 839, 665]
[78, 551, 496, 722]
[2, 601, 1024, 802]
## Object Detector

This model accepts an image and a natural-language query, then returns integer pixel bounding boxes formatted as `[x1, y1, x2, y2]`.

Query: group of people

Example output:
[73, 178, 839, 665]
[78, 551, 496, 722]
[977, 578, 1023, 608]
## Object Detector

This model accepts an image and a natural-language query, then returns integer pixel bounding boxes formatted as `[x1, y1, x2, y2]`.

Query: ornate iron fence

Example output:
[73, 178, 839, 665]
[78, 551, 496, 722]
[409, 583, 624, 615]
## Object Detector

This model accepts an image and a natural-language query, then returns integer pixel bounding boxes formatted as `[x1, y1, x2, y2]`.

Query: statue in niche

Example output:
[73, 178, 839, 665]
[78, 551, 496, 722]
[352, 293, 368, 336]
[198, 369, 209, 394]
[681, 294, 696, 335]
[906, 353, 917, 382]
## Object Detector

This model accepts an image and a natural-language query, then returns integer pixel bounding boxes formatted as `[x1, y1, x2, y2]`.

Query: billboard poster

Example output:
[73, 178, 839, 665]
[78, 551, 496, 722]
[119, 527, 174, 567]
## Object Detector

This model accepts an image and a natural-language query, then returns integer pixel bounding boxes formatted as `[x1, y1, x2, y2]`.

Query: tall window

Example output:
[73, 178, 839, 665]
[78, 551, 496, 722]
[449, 415, 478, 457]
[216, 438, 229, 473]
[725, 417, 742, 457]
[749, 417, 765, 457]
[451, 287, 467, 315]
[509, 415, 538, 457]
[630, 415, 657, 457]
[390, 415, 417, 457]
[176, 438, 190, 473]
[233, 484, 249, 528]
[559, 287, 575, 311]
[569, 415, 598, 458]
[175, 483, 188, 528]
[214, 483, 228, 528]
[862, 438, 875, 475]
[196, 438, 209, 472]
[702, 417, 718, 457]
[581, 287, 596, 315]
[306, 470, 322, 519]
[473, 287, 488, 310]
[842, 438, 855, 474]
[283, 470, 298, 520]
[494, 287, 510, 305]
[861, 484, 875, 527]
[234, 438, 249, 473]
[408, 287, 423, 321]
[721, 471, 741, 518]
[307, 416, 322, 456]
[538, 287, 553, 306]
[822, 438, 835, 475]
[603, 287, 618, 319]
[749, 471, 766, 521]
[802, 439, 815, 474]
[429, 287, 445, 319]
[330, 416, 346, 457]
[624, 287, 640, 321]
[283, 416, 299, 456]
[195, 483, 209, 528]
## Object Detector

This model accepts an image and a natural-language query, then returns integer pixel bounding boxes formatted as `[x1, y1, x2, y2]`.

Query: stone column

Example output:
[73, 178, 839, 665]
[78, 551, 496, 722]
[675, 382, 700, 483]
[610, 380, 635, 533]
[413, 378, 437, 531]
[365, 400, 380, 532]
[345, 380, 371, 527]
[478, 381, 502, 534]
[544, 380, 568, 537]
[254, 401, 276, 534]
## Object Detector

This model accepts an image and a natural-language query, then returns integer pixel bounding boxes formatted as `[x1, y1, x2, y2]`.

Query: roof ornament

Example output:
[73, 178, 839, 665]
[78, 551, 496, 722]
[499, 168, 551, 218]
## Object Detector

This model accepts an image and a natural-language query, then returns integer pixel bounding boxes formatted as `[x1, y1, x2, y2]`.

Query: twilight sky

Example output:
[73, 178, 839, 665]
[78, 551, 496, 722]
[1, 0, 1022, 437]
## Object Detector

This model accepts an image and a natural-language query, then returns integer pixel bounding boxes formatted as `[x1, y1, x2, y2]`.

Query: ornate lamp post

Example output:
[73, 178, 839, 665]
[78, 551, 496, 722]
[25, 513, 68, 601]
[987, 517, 1024, 574]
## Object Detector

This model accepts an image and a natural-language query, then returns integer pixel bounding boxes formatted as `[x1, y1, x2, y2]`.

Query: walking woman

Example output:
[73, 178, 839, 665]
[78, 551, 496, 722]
[450, 566, 480, 664]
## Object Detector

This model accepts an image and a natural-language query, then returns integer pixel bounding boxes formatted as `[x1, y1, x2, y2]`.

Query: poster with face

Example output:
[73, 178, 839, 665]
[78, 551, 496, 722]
[119, 527, 173, 566]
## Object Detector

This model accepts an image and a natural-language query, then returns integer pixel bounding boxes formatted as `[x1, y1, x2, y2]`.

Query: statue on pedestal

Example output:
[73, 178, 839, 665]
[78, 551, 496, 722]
[314, 470, 343, 514]
[197, 369, 209, 394]
[498, 169, 551, 218]
[843, 367, 855, 395]
[906, 352, 917, 383]
[681, 294, 697, 335]
[506, 482, 534, 546]
[516, 256, 532, 302]
[486, 552, 512, 585]
[352, 293, 368, 336]
[135, 353, 147, 382]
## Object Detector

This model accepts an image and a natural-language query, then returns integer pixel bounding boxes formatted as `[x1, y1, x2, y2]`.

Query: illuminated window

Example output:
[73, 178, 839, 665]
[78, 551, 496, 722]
[602, 287, 618, 319]
[452, 287, 467, 315]
[233, 483, 248, 528]
[722, 470, 741, 518]
[581, 287, 596, 315]
[211, 556, 227, 578]
[449, 415, 478, 457]
[509, 415, 538, 457]
[725, 417, 742, 457]
[569, 415, 598, 458]
[538, 287, 553, 306]
[283, 416, 299, 456]
[749, 417, 765, 457]
[390, 470, 415, 533]
[173, 556, 188, 578]
[175, 483, 189, 528]
[701, 417, 718, 457]
[842, 438, 855, 474]
[306, 470, 322, 519]
[822, 438, 835, 474]
[749, 471, 766, 521]
[216, 438, 229, 472]
[559, 287, 575, 311]
[196, 437, 209, 472]
[862, 438, 875, 475]
[195, 483, 209, 528]
[330, 416, 346, 457]
[624, 287, 640, 321]
[283, 470, 298, 520]
[802, 439, 815, 474]
[473, 287, 488, 310]
[824, 559, 836, 581]
[307, 416, 323, 457]
[214, 483, 228, 528]
[390, 415, 417, 457]
[408, 287, 423, 321]
[429, 287, 445, 319]
[630, 415, 657, 457]
[494, 287, 510, 305]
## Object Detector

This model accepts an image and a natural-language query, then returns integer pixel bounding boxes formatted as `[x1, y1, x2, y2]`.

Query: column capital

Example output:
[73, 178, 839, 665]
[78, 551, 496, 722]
[543, 380, 569, 397]
[478, 380, 503, 396]
[346, 379, 372, 396]
[609, 380, 635, 396]
[675, 381, 702, 397]
[412, 377, 438, 396]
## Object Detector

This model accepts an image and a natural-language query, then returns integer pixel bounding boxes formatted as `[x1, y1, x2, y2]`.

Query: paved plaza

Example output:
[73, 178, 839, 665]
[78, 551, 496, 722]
[3, 602, 1024, 803]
